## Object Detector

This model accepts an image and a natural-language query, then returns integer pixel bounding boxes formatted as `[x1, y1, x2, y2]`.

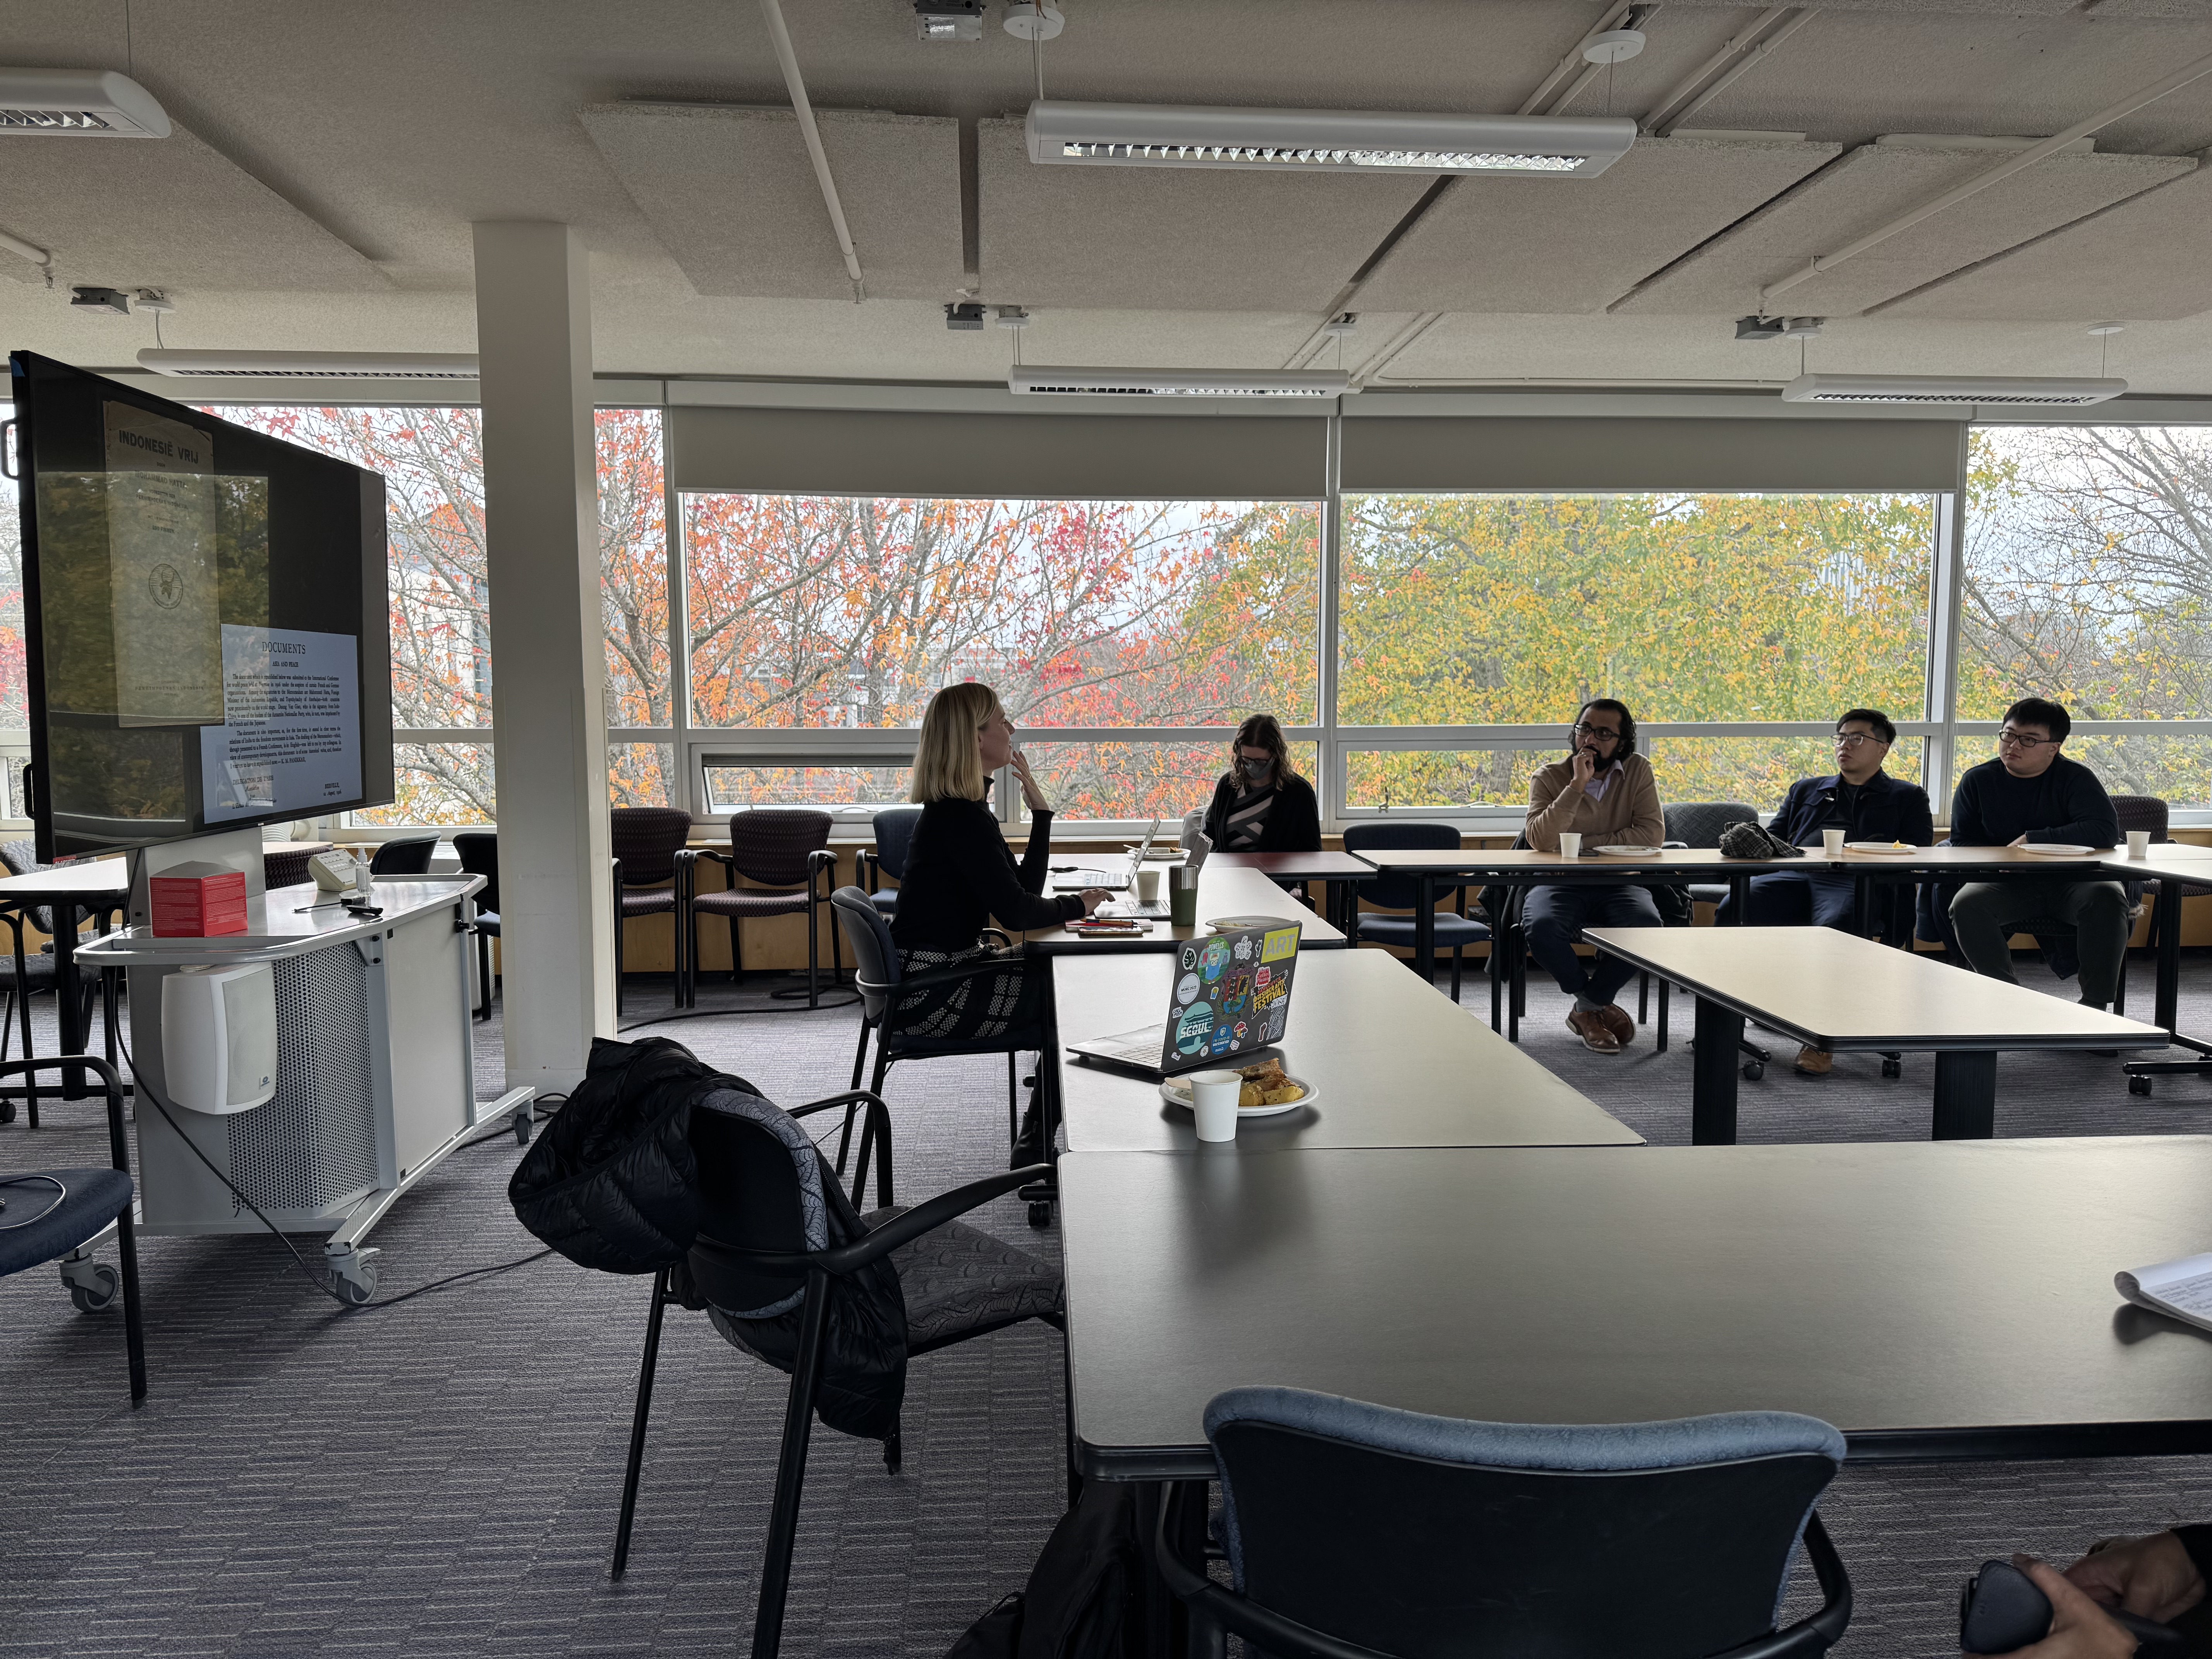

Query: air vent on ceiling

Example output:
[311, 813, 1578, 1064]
[1025, 100, 1634, 178]
[0, 69, 170, 138]
[1009, 366, 1350, 398]
[1781, 373, 2128, 407]
[137, 350, 480, 380]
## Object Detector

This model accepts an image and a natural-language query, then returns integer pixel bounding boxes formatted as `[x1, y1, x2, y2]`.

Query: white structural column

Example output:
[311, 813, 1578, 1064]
[472, 221, 614, 1089]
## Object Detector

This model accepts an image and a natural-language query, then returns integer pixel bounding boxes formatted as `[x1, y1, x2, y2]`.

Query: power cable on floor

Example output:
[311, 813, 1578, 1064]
[117, 1033, 561, 1312]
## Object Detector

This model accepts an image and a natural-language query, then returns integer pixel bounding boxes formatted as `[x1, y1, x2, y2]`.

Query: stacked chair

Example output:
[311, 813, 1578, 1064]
[682, 808, 838, 1008]
[610, 805, 694, 1015]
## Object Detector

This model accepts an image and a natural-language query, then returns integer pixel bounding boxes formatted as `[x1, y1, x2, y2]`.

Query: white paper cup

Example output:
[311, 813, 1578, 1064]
[1136, 866, 1162, 902]
[1822, 828, 1846, 857]
[2128, 829, 2151, 858]
[1189, 1070, 1242, 1142]
[1556, 832, 1582, 859]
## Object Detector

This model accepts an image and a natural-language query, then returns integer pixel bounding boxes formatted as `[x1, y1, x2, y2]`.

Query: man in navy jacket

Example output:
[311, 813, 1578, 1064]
[1948, 696, 2127, 1008]
[1721, 708, 1934, 932]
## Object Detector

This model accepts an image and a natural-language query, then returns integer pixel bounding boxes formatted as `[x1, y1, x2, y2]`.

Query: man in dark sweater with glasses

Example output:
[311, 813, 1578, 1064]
[1948, 696, 2127, 1009]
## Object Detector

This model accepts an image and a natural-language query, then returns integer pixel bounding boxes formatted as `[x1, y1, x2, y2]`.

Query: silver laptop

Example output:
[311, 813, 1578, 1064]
[1067, 918, 1303, 1077]
[1054, 816, 1160, 894]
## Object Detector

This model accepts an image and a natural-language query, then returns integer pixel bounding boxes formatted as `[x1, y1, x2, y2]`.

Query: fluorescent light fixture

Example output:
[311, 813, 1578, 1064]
[1010, 366, 1350, 398]
[1782, 373, 2127, 407]
[1025, 100, 1634, 177]
[0, 69, 170, 137]
[137, 349, 479, 380]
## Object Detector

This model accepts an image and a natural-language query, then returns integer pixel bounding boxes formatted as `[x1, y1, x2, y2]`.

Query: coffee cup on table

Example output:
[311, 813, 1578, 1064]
[1556, 832, 1582, 859]
[1189, 1070, 1242, 1142]
[1136, 866, 1162, 903]
[1822, 828, 1846, 857]
[2128, 830, 2152, 858]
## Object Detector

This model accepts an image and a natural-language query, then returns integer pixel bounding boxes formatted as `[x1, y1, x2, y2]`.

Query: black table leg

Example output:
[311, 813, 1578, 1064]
[1691, 995, 1743, 1145]
[56, 900, 85, 1099]
[1932, 1050, 1998, 1139]
[1852, 873, 1869, 938]
[2157, 876, 2182, 1038]
[1727, 874, 1750, 925]
[1416, 874, 1436, 985]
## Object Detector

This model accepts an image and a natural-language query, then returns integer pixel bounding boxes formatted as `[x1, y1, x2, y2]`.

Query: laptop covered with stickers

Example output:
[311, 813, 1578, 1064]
[1065, 918, 1302, 1077]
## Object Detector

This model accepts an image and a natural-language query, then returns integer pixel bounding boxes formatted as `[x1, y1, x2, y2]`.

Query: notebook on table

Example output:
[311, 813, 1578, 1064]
[1066, 917, 1302, 1077]
[2118, 1251, 2212, 1333]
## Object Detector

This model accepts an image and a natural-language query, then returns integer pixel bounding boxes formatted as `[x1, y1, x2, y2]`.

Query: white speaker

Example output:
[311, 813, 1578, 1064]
[161, 962, 277, 1114]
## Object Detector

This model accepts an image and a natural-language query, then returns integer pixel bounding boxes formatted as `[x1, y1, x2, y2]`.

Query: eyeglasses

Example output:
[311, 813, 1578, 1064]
[1834, 733, 1887, 749]
[1997, 730, 2059, 750]
[1571, 722, 1622, 740]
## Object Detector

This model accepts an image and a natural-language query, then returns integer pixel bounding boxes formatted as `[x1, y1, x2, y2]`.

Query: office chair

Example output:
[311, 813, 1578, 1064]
[0, 840, 120, 1128]
[1157, 1388, 1851, 1659]
[683, 808, 838, 1008]
[368, 835, 439, 876]
[1653, 802, 1771, 1074]
[1340, 823, 1491, 1010]
[610, 805, 693, 1016]
[451, 831, 501, 1021]
[856, 806, 921, 919]
[610, 1082, 1062, 1659]
[830, 886, 1058, 1226]
[0, 1055, 146, 1404]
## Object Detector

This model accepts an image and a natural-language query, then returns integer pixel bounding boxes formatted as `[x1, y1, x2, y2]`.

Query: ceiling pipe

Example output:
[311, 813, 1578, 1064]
[1518, 2, 1637, 116]
[0, 225, 53, 286]
[1657, 9, 1817, 137]
[1641, 5, 1796, 134]
[1350, 311, 1447, 387]
[756, 0, 865, 302]
[1760, 42, 2212, 309]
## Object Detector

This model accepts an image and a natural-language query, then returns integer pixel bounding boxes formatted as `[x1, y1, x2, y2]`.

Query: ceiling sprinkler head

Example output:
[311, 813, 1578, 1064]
[994, 306, 1030, 329]
[1781, 316, 1824, 338]
[1582, 28, 1646, 65]
[1004, 3, 1065, 41]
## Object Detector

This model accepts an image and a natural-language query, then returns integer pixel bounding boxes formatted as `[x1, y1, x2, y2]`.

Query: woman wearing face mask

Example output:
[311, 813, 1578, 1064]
[1201, 714, 1321, 853]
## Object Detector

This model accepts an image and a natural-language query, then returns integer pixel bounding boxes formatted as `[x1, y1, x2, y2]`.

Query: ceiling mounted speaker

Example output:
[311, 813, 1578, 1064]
[0, 69, 170, 137]
[138, 349, 479, 380]
[1781, 373, 2127, 407]
[1010, 366, 1350, 398]
[1024, 100, 1635, 177]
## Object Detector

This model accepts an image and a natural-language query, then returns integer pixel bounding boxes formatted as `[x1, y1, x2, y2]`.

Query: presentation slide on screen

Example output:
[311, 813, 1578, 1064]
[198, 625, 363, 822]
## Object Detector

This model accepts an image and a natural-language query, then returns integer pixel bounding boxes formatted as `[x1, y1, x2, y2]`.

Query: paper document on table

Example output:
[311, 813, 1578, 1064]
[2116, 1251, 2212, 1333]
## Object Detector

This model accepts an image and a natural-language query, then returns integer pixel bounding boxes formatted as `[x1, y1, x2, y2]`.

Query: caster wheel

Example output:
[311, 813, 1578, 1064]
[329, 1247, 381, 1306]
[2130, 1075, 2154, 1097]
[0, 1098, 14, 1125]
[1881, 1058, 1903, 1079]
[1742, 1061, 1765, 1082]
[512, 1109, 532, 1146]
[65, 1261, 119, 1314]
[1027, 1200, 1052, 1229]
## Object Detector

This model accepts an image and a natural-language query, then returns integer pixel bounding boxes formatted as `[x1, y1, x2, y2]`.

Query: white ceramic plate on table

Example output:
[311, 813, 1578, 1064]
[1844, 842, 1920, 855]
[1593, 845, 1663, 857]
[1207, 914, 1293, 931]
[1159, 1072, 1317, 1118]
[2021, 844, 2096, 857]
[1128, 846, 1183, 860]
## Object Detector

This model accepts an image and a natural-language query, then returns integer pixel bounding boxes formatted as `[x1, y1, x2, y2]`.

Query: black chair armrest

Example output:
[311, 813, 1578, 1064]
[868, 953, 1020, 1002]
[1153, 1484, 1396, 1659]
[858, 850, 878, 893]
[979, 927, 1013, 950]
[706, 1165, 1051, 1277]
[790, 1089, 894, 1208]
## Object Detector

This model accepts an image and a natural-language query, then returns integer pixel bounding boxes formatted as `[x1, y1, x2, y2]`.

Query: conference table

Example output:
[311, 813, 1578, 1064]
[2103, 843, 2212, 1094]
[1024, 862, 1346, 955]
[1051, 947, 1640, 1154]
[1586, 925, 2165, 1143]
[1202, 849, 1375, 931]
[0, 857, 131, 1117]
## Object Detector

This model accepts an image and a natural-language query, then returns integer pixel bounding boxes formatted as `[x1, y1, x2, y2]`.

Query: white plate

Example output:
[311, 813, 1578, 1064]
[2021, 843, 2096, 857]
[1159, 1071, 1316, 1118]
[1843, 841, 1920, 855]
[1592, 845, 1662, 857]
[1127, 846, 1183, 860]
[1206, 913, 1296, 932]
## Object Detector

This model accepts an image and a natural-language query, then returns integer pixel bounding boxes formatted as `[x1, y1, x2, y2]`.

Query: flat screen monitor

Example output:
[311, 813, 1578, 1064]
[7, 350, 393, 860]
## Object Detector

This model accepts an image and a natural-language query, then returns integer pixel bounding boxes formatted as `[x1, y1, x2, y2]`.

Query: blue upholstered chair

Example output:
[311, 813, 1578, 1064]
[1341, 823, 1492, 1006]
[0, 1056, 146, 1404]
[1158, 1388, 1851, 1659]
[859, 807, 922, 919]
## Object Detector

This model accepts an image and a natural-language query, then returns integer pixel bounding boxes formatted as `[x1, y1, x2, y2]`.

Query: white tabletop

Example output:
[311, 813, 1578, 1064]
[78, 876, 484, 966]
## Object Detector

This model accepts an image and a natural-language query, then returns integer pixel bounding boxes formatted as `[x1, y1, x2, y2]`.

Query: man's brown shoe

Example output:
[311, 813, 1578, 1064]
[1567, 1009, 1621, 1053]
[1794, 1045, 1833, 1076]
[1597, 1004, 1635, 1046]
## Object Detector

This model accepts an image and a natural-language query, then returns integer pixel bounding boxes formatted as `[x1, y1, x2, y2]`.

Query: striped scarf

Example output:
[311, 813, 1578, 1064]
[1224, 783, 1276, 850]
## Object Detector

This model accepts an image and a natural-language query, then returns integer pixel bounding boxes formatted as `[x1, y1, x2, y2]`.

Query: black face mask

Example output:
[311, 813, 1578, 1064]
[1240, 759, 1274, 786]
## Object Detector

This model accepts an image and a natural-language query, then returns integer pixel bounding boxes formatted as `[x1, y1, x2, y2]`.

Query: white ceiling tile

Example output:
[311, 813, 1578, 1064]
[0, 122, 386, 294]
[580, 103, 963, 302]
[1613, 142, 2195, 318]
[1355, 136, 1841, 315]
[976, 117, 1430, 313]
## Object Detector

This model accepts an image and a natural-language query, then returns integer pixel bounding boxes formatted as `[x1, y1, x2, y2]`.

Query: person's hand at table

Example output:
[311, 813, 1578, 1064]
[1077, 888, 1111, 917]
[2010, 834, 2030, 848]
[1010, 747, 1051, 815]
[2065, 1530, 2205, 1623]
[1973, 1557, 2141, 1657]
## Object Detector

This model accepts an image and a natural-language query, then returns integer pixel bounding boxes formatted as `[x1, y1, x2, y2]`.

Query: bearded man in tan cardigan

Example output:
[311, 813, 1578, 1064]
[1522, 699, 1666, 1053]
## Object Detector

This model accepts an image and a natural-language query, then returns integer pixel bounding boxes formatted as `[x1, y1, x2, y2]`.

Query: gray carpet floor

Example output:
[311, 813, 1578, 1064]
[8, 949, 2212, 1657]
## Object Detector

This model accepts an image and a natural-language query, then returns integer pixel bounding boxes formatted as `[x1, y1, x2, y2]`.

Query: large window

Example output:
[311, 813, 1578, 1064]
[1964, 426, 2212, 805]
